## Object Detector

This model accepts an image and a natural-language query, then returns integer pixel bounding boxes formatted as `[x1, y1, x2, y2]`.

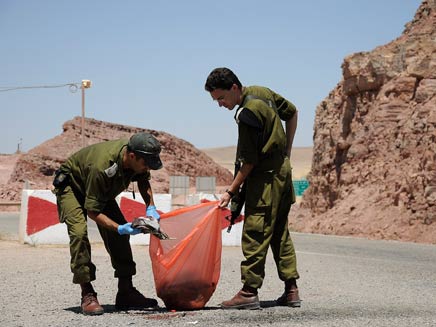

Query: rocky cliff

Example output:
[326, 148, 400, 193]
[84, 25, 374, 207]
[1, 117, 233, 201]
[294, 1, 436, 243]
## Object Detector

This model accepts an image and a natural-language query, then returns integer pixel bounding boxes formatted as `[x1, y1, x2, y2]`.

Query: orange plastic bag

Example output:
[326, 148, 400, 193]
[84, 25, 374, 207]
[149, 201, 222, 310]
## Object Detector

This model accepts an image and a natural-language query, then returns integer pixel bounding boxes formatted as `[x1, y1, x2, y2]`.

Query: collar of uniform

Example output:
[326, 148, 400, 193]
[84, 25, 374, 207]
[119, 145, 132, 179]
[234, 87, 249, 123]
[239, 87, 249, 107]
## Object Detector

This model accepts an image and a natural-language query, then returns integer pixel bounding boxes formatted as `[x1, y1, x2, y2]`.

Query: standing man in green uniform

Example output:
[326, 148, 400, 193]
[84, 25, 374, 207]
[53, 132, 163, 315]
[205, 67, 301, 309]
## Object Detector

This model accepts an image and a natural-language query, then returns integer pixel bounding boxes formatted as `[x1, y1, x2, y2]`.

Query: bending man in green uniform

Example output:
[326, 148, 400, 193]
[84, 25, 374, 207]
[53, 132, 163, 315]
[205, 67, 301, 309]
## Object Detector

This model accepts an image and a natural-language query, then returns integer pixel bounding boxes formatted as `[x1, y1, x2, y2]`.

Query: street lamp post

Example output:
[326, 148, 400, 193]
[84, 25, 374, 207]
[81, 80, 92, 147]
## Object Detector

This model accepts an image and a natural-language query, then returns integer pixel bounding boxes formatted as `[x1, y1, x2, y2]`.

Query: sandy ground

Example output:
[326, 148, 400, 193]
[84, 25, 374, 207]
[202, 146, 312, 180]
[1, 230, 436, 327]
[0, 153, 20, 185]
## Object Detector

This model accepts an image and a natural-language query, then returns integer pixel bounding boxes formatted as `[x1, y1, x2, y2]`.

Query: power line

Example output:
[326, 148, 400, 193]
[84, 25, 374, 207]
[0, 83, 80, 93]
[0, 80, 92, 148]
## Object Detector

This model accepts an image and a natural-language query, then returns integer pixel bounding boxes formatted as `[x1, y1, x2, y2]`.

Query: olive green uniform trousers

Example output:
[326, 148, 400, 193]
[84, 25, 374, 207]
[241, 157, 299, 289]
[56, 185, 136, 284]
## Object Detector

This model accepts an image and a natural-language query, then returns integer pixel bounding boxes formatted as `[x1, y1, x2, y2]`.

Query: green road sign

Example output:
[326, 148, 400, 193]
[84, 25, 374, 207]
[293, 179, 309, 196]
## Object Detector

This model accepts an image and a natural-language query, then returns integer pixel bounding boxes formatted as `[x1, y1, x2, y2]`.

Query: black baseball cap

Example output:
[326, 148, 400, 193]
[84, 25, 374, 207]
[128, 133, 163, 170]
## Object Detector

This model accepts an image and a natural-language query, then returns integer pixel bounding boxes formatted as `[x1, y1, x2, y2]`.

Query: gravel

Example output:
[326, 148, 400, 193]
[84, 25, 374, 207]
[1, 232, 436, 326]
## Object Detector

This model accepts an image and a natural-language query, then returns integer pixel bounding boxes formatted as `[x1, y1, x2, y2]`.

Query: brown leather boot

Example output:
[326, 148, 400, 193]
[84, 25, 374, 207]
[115, 287, 158, 310]
[220, 289, 260, 310]
[276, 288, 301, 307]
[81, 292, 104, 315]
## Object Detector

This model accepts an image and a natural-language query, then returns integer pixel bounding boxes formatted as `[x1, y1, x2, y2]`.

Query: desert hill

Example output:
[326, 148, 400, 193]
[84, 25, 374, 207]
[0, 117, 233, 202]
[295, 0, 436, 244]
[0, 121, 313, 214]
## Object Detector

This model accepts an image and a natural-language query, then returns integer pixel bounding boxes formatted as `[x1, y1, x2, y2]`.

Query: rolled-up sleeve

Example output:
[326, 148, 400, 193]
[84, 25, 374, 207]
[274, 92, 297, 121]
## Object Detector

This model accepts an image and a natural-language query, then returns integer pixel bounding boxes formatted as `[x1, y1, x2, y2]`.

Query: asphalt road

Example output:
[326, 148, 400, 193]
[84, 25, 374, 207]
[1, 212, 436, 327]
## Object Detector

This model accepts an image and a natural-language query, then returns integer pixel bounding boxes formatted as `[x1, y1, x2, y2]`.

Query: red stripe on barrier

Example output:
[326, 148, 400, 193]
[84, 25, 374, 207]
[120, 197, 145, 222]
[27, 196, 59, 235]
[23, 193, 240, 239]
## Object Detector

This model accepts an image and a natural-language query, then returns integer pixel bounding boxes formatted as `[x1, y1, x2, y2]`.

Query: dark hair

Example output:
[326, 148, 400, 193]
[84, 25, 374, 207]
[204, 67, 242, 92]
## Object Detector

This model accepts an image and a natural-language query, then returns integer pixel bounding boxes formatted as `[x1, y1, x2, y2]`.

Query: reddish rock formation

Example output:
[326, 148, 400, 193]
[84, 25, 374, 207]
[294, 1, 436, 244]
[1, 117, 233, 201]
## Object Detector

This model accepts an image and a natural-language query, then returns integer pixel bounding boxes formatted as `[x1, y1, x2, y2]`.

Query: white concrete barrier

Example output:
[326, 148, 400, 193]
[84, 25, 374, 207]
[18, 190, 171, 245]
[18, 191, 244, 246]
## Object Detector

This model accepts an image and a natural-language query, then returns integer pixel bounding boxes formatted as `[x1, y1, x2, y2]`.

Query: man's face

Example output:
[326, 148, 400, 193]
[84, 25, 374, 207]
[129, 154, 149, 174]
[210, 84, 241, 110]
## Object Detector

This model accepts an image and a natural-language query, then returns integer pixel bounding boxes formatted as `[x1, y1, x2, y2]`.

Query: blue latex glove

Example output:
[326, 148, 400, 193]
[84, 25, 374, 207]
[117, 222, 141, 235]
[146, 205, 160, 221]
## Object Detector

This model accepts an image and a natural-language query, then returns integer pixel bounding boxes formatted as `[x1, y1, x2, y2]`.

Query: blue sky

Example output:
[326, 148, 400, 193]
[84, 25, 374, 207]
[0, 0, 422, 154]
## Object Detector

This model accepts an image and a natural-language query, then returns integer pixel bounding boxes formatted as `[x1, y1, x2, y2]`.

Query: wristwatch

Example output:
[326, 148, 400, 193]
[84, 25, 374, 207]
[225, 189, 235, 197]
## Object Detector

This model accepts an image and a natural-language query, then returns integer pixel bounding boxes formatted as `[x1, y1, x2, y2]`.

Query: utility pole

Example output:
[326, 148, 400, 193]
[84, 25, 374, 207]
[81, 80, 92, 148]
[16, 138, 22, 154]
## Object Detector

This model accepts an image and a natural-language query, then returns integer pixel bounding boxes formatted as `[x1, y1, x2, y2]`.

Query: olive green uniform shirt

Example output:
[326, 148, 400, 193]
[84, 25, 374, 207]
[234, 85, 299, 288]
[235, 85, 296, 169]
[60, 139, 150, 212]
